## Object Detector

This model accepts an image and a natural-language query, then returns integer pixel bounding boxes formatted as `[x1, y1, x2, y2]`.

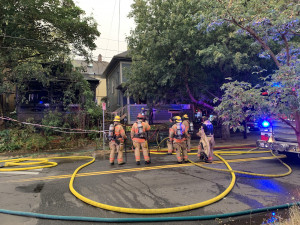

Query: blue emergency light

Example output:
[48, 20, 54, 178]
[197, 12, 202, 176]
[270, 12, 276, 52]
[262, 120, 270, 128]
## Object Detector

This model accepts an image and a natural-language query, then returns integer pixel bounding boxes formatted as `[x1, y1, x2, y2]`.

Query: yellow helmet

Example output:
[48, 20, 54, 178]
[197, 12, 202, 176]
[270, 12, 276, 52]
[183, 114, 189, 119]
[113, 115, 120, 122]
[175, 116, 182, 123]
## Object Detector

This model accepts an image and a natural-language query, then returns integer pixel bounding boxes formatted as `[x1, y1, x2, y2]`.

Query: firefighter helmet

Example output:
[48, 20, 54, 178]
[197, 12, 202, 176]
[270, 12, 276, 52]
[183, 114, 189, 119]
[137, 113, 145, 119]
[113, 115, 121, 122]
[175, 116, 182, 123]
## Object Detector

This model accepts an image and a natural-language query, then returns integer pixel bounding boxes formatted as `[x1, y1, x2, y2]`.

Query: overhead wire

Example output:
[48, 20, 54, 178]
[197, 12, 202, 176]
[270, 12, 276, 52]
[104, 0, 118, 61]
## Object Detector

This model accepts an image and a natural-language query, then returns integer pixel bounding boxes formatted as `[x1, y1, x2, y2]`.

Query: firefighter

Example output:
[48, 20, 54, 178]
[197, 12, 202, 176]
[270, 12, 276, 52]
[131, 113, 151, 165]
[167, 116, 176, 155]
[182, 114, 192, 152]
[196, 116, 215, 163]
[169, 116, 189, 163]
[108, 115, 127, 165]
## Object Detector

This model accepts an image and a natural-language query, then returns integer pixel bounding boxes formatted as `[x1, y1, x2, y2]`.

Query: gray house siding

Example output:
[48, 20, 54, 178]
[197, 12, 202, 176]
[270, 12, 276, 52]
[104, 51, 133, 112]
[106, 64, 120, 112]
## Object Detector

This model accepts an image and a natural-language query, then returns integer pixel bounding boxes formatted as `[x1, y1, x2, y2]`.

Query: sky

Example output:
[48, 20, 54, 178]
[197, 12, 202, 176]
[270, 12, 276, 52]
[74, 0, 135, 62]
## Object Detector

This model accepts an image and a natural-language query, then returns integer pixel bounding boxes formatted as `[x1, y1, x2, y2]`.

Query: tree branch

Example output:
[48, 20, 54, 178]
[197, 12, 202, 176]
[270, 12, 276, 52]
[279, 117, 297, 133]
[229, 18, 281, 68]
[290, 30, 300, 36]
[182, 65, 214, 110]
[281, 32, 290, 66]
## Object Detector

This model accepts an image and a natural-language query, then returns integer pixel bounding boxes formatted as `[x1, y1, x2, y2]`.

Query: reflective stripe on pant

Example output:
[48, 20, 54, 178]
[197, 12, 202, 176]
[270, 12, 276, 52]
[173, 142, 188, 162]
[133, 140, 149, 162]
[109, 142, 124, 164]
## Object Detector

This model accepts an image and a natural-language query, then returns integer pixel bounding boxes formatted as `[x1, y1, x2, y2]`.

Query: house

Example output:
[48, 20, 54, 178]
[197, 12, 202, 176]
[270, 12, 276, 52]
[16, 62, 100, 122]
[72, 54, 109, 104]
[102, 51, 134, 112]
[103, 51, 194, 124]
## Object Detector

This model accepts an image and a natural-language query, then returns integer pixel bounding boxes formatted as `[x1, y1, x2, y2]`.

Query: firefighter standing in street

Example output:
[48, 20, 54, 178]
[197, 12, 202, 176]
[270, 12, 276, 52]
[108, 115, 127, 165]
[169, 116, 189, 163]
[167, 116, 176, 155]
[196, 116, 215, 163]
[182, 114, 192, 152]
[131, 113, 151, 165]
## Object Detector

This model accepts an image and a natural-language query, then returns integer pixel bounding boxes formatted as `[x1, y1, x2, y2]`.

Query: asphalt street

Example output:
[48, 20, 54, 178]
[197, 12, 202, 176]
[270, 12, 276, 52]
[1, 132, 300, 225]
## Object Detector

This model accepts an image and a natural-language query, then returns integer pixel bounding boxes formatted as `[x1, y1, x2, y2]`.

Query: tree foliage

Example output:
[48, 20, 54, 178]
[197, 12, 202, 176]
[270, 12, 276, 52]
[0, 0, 100, 97]
[126, 0, 277, 109]
[201, 0, 300, 146]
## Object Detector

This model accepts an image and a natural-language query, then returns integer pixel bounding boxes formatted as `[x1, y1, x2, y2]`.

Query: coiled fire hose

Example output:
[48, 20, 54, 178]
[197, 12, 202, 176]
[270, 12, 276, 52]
[0, 146, 293, 222]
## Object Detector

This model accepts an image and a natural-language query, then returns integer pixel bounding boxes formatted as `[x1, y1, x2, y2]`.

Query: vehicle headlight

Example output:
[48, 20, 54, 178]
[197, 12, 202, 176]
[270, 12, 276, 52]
[287, 145, 298, 152]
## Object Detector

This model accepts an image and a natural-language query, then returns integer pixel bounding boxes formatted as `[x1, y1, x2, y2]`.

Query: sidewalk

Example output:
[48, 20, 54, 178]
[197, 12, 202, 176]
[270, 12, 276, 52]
[191, 131, 260, 147]
[0, 131, 261, 159]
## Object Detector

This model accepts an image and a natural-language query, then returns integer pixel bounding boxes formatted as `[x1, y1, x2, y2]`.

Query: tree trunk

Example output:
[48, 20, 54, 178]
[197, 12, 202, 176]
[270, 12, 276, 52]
[221, 123, 230, 140]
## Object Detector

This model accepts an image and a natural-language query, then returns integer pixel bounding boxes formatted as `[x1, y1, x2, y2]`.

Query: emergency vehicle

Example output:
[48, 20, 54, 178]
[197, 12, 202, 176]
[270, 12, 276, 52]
[256, 119, 299, 156]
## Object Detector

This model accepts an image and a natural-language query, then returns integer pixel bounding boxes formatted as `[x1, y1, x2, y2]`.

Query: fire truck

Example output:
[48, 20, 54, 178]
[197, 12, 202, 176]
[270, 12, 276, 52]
[256, 119, 299, 156]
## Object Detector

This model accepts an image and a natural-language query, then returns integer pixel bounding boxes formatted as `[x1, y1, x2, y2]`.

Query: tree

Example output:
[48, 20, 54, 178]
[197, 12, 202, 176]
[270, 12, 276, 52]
[0, 0, 100, 110]
[199, 0, 300, 147]
[126, 0, 277, 110]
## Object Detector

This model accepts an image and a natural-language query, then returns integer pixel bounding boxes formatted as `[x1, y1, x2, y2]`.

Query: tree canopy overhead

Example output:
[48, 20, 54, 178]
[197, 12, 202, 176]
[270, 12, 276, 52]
[200, 0, 300, 146]
[0, 0, 100, 96]
[198, 0, 299, 69]
[126, 0, 277, 109]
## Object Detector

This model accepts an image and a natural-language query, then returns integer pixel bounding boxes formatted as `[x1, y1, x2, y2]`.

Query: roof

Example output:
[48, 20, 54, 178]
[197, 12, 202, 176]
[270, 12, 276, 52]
[102, 51, 132, 78]
[72, 59, 109, 76]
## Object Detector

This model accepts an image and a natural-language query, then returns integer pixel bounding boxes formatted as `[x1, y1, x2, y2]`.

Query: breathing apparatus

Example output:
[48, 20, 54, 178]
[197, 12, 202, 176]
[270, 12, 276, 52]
[183, 114, 194, 134]
[108, 124, 115, 141]
[175, 116, 183, 139]
[189, 122, 194, 133]
[137, 121, 144, 135]
[136, 113, 145, 138]
[108, 115, 120, 141]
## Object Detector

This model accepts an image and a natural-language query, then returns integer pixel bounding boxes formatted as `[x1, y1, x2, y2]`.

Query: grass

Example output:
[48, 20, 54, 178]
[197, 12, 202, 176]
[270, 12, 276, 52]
[278, 206, 300, 225]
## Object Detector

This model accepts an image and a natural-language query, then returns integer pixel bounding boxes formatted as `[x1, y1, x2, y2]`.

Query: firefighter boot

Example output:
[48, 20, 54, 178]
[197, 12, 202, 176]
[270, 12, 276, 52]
[205, 157, 213, 163]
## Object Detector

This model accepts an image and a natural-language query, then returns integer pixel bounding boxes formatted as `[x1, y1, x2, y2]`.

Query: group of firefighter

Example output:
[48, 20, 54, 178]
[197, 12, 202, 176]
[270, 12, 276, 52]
[107, 111, 215, 166]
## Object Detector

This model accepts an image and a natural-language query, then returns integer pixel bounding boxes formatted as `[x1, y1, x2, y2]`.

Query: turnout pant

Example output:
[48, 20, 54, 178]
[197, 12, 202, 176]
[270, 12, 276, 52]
[109, 141, 124, 164]
[198, 135, 215, 160]
[186, 135, 191, 152]
[133, 140, 150, 162]
[173, 141, 188, 162]
[167, 139, 175, 154]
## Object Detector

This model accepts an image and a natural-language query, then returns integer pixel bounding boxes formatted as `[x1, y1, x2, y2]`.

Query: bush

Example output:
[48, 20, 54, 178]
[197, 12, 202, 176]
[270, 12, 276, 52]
[0, 130, 22, 152]
[41, 110, 64, 136]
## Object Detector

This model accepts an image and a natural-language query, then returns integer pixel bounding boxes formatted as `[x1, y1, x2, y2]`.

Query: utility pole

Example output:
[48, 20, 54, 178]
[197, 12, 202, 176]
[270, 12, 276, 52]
[102, 102, 106, 150]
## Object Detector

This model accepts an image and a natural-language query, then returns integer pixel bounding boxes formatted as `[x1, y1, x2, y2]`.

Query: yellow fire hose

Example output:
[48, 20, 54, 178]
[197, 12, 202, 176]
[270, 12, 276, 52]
[0, 147, 292, 215]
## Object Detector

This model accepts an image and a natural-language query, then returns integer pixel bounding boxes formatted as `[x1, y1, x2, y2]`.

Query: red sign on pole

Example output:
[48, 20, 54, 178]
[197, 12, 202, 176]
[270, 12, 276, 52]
[102, 102, 106, 111]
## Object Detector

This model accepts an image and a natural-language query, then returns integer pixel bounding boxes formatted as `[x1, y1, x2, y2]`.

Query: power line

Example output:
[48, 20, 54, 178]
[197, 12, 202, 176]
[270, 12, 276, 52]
[118, 0, 121, 52]
[0, 35, 126, 53]
[0, 35, 54, 43]
[94, 47, 120, 52]
[98, 37, 126, 42]
[104, 0, 117, 61]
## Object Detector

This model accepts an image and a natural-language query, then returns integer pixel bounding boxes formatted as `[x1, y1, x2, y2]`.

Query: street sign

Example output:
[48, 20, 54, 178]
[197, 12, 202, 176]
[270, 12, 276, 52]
[102, 102, 106, 111]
